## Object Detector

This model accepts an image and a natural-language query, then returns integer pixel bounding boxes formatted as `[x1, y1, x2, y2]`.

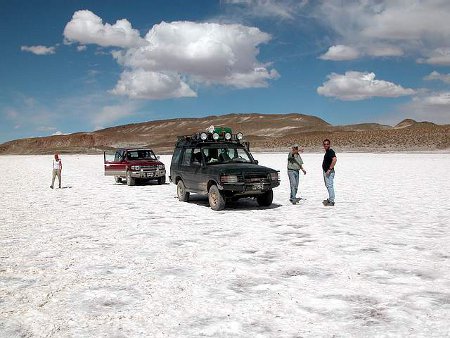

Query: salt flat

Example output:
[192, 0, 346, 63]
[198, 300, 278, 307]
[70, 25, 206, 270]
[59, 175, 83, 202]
[0, 153, 449, 337]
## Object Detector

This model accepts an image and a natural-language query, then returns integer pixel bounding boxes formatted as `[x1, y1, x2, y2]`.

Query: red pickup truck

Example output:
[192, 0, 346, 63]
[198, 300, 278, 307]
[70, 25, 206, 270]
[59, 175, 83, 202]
[104, 148, 166, 186]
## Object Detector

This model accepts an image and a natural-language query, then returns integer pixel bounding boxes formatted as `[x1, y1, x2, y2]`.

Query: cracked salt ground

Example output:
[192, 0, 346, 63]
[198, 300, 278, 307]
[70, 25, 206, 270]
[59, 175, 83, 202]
[0, 153, 449, 337]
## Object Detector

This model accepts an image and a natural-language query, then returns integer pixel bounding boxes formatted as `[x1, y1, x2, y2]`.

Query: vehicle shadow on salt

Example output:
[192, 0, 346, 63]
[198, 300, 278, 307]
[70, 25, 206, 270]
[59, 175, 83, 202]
[182, 194, 282, 210]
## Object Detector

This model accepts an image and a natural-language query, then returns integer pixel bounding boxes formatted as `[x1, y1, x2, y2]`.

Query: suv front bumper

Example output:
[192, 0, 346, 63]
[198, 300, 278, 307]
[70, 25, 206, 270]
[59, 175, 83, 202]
[130, 169, 166, 179]
[220, 181, 279, 194]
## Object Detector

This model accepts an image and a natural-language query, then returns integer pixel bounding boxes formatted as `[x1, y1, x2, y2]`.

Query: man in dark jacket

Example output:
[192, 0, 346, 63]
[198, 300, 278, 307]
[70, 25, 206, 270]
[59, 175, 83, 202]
[322, 139, 337, 206]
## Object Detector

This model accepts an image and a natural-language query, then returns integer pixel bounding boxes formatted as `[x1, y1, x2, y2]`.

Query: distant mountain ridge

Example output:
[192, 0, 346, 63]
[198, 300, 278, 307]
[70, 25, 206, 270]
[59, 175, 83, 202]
[0, 114, 449, 154]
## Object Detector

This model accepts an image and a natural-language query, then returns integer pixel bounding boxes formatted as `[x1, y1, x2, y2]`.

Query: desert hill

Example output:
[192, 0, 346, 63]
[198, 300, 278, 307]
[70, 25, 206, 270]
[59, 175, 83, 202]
[0, 114, 449, 154]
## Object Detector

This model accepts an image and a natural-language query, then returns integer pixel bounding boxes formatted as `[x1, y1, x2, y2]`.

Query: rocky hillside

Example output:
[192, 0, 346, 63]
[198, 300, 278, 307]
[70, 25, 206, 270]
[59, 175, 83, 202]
[0, 114, 449, 154]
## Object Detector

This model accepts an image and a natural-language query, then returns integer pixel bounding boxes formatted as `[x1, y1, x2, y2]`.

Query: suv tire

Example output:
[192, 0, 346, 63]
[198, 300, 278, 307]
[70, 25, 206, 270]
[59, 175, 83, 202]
[208, 184, 226, 211]
[114, 176, 123, 184]
[158, 176, 166, 185]
[256, 189, 273, 207]
[126, 171, 136, 186]
[177, 180, 190, 201]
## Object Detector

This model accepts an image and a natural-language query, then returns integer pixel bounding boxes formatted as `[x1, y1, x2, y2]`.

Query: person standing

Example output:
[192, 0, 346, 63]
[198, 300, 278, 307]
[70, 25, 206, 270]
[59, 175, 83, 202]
[50, 154, 62, 189]
[287, 144, 306, 204]
[322, 139, 337, 206]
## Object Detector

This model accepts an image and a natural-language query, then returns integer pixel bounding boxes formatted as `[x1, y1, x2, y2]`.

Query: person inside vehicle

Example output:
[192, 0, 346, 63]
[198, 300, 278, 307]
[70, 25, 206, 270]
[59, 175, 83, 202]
[206, 149, 219, 163]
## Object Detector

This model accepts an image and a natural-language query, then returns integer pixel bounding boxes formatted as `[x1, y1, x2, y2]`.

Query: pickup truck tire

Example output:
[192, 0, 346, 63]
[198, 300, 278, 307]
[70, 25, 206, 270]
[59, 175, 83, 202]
[114, 176, 123, 184]
[208, 184, 226, 211]
[177, 180, 189, 201]
[158, 176, 166, 185]
[256, 189, 273, 207]
[126, 171, 136, 186]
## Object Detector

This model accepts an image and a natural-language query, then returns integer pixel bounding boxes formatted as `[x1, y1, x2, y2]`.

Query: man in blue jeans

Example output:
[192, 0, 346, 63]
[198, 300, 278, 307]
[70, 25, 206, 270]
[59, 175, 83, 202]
[287, 144, 306, 204]
[322, 139, 337, 206]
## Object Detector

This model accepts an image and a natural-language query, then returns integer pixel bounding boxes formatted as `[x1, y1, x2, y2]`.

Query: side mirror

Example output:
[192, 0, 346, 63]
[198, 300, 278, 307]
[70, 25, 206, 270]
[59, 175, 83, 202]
[254, 160, 259, 165]
[157, 156, 160, 160]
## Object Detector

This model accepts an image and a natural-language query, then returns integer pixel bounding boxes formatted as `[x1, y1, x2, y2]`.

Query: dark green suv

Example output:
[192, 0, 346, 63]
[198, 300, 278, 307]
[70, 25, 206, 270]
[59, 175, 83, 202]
[169, 127, 280, 210]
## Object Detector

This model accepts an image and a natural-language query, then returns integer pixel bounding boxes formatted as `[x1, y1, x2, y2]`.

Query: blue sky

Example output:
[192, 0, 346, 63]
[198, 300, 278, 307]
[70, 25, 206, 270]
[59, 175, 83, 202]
[1, 0, 450, 143]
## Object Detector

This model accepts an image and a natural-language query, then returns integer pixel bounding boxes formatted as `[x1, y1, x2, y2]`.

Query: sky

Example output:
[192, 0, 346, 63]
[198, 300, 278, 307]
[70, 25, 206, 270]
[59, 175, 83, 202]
[1, 0, 450, 143]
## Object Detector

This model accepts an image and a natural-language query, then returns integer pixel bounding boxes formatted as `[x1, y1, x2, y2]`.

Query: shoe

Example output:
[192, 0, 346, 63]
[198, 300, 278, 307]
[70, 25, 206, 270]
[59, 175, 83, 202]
[290, 199, 298, 205]
[323, 199, 335, 206]
[50, 185, 53, 189]
[59, 186, 61, 189]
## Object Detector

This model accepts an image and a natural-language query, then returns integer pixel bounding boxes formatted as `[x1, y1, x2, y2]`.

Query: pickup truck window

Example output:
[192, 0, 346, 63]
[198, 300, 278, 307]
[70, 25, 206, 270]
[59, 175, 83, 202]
[126, 150, 157, 160]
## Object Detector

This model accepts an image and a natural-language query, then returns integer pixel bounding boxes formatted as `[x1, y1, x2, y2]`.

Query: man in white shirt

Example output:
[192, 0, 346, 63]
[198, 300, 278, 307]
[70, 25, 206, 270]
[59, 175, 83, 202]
[50, 154, 62, 189]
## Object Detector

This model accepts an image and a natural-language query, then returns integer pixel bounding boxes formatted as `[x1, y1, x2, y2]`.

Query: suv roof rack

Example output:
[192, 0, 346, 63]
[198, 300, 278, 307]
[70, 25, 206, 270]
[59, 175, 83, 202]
[176, 126, 245, 147]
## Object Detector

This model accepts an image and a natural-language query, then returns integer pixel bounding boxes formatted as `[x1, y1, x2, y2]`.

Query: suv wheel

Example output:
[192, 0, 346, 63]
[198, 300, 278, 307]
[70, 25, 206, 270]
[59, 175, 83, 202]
[208, 185, 226, 211]
[256, 189, 273, 207]
[158, 176, 166, 185]
[177, 180, 190, 201]
[114, 176, 122, 184]
[126, 171, 136, 186]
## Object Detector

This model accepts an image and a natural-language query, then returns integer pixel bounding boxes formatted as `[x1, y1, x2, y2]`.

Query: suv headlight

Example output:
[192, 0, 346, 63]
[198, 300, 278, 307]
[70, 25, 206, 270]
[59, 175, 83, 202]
[157, 164, 165, 170]
[270, 172, 279, 181]
[220, 175, 239, 183]
[131, 165, 141, 170]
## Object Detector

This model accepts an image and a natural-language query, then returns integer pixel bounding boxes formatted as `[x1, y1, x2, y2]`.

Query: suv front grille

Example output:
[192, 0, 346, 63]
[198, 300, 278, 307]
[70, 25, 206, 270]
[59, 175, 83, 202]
[243, 172, 269, 183]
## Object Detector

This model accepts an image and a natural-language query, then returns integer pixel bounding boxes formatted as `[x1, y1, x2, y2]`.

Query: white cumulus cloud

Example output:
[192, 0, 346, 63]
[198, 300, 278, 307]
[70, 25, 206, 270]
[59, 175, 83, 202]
[63, 10, 145, 48]
[316, 0, 450, 63]
[424, 71, 450, 84]
[63, 11, 278, 100]
[110, 69, 197, 99]
[21, 45, 56, 55]
[319, 45, 360, 61]
[317, 71, 415, 101]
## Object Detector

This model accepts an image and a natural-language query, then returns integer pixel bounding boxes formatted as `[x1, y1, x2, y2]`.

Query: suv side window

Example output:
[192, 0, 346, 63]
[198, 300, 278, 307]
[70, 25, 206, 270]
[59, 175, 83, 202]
[171, 148, 182, 165]
[181, 148, 193, 166]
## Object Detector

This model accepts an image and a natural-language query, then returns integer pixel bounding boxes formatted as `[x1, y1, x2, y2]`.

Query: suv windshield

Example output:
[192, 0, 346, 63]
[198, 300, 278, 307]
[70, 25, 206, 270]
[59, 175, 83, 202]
[127, 150, 157, 160]
[203, 146, 252, 164]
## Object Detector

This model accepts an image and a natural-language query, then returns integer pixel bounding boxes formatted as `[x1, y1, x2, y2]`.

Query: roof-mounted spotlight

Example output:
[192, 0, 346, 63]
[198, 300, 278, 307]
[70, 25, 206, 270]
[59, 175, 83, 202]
[224, 132, 232, 140]
[212, 132, 220, 140]
[236, 132, 244, 140]
[200, 132, 208, 141]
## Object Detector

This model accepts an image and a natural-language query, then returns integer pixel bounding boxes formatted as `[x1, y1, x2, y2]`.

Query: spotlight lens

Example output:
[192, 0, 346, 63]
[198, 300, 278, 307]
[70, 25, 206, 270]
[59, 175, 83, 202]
[213, 133, 219, 140]
[237, 132, 243, 140]
[200, 132, 207, 140]
[225, 132, 232, 140]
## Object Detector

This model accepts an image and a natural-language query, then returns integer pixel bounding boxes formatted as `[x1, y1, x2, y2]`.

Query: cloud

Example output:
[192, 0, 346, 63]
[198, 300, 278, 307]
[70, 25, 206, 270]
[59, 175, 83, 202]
[63, 12, 278, 99]
[37, 126, 57, 132]
[63, 10, 145, 48]
[315, 1, 450, 62]
[77, 45, 87, 52]
[424, 71, 450, 84]
[419, 48, 450, 65]
[21, 45, 56, 55]
[319, 45, 360, 61]
[223, 0, 309, 20]
[317, 71, 415, 101]
[92, 102, 142, 127]
[52, 131, 65, 136]
[111, 69, 197, 99]
[398, 91, 450, 124]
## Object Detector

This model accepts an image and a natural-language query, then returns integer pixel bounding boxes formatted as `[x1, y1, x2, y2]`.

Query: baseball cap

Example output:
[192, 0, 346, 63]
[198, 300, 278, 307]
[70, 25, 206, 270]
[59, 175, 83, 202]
[291, 144, 299, 148]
